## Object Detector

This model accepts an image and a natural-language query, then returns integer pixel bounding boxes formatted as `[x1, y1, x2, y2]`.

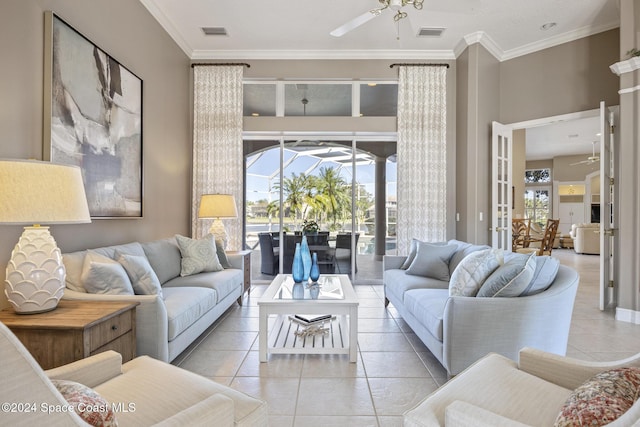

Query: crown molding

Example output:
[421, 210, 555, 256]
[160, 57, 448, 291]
[190, 49, 457, 61]
[610, 56, 640, 76]
[500, 21, 619, 61]
[140, 0, 194, 58]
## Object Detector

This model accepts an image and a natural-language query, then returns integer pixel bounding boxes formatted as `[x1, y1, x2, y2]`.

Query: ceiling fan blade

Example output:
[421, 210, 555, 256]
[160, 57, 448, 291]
[330, 10, 380, 37]
[570, 160, 590, 166]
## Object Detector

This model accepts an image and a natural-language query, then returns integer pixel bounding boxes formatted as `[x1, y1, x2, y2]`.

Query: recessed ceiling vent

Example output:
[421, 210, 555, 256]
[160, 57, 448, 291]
[417, 27, 445, 37]
[202, 27, 228, 36]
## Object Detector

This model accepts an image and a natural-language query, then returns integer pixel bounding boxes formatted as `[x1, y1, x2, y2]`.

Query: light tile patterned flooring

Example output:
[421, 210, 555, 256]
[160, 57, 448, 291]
[173, 249, 640, 427]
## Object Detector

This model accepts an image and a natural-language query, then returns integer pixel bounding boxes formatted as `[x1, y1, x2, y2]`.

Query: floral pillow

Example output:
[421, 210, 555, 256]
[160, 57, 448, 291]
[52, 379, 117, 427]
[175, 234, 223, 276]
[554, 367, 640, 426]
[449, 248, 504, 297]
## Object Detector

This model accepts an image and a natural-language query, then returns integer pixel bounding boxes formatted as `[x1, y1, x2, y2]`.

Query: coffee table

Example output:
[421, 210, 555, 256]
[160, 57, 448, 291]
[258, 274, 359, 362]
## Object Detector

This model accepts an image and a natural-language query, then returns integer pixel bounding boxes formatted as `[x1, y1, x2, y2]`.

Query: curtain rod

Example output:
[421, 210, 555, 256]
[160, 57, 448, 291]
[191, 63, 251, 68]
[390, 63, 449, 68]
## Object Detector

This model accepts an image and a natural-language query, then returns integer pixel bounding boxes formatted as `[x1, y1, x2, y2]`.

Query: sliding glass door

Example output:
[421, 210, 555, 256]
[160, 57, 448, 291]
[245, 137, 396, 284]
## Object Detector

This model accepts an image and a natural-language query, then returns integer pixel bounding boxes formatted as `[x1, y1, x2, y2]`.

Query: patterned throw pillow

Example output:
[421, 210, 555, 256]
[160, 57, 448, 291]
[175, 234, 223, 276]
[555, 367, 640, 426]
[215, 238, 232, 269]
[52, 379, 117, 427]
[449, 248, 504, 297]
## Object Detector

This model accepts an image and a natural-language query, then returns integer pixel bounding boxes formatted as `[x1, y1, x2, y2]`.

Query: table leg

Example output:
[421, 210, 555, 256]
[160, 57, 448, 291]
[349, 306, 358, 363]
[259, 309, 268, 362]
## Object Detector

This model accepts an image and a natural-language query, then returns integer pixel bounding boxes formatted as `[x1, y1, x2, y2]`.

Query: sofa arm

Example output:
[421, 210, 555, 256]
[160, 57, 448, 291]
[226, 253, 244, 270]
[63, 289, 170, 362]
[45, 350, 123, 389]
[518, 347, 640, 391]
[383, 255, 406, 271]
[444, 401, 533, 427]
[152, 394, 235, 427]
[442, 266, 578, 375]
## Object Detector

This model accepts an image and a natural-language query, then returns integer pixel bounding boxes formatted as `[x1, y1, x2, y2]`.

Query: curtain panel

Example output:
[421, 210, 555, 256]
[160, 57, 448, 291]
[192, 65, 243, 250]
[396, 66, 447, 255]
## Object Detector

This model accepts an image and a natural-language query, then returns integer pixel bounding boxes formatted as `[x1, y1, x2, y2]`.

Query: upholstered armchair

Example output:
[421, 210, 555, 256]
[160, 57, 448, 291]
[404, 347, 640, 426]
[570, 223, 600, 255]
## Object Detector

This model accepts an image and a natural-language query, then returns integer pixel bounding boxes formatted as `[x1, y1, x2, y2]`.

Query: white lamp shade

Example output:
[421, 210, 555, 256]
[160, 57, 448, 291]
[198, 194, 238, 219]
[1, 160, 91, 314]
[0, 159, 91, 224]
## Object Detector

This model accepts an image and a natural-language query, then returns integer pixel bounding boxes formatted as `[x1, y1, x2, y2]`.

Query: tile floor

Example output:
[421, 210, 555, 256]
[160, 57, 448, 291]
[173, 249, 640, 427]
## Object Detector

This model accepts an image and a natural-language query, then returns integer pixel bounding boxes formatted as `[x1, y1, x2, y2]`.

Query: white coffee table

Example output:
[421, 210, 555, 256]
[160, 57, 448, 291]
[258, 274, 359, 363]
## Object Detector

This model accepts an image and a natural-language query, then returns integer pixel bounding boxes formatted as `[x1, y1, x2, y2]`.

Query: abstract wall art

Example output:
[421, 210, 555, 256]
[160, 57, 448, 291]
[44, 11, 143, 218]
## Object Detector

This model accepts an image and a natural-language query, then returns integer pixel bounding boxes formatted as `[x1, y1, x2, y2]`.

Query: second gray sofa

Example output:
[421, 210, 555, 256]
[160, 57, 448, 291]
[384, 239, 580, 376]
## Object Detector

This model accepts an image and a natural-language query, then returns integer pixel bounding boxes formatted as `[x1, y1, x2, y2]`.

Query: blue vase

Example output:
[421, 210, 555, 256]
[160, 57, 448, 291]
[292, 243, 304, 283]
[300, 235, 312, 281]
[310, 252, 320, 282]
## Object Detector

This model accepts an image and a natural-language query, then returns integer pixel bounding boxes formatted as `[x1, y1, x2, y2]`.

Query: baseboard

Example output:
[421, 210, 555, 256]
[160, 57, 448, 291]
[615, 307, 640, 325]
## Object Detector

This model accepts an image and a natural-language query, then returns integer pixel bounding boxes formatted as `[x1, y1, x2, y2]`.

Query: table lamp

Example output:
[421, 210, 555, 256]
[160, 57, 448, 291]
[198, 194, 238, 248]
[0, 160, 91, 314]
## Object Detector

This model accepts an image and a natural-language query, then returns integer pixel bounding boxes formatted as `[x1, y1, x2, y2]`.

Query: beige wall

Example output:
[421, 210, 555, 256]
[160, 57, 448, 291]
[499, 29, 620, 124]
[552, 155, 601, 182]
[512, 129, 526, 218]
[0, 1, 191, 309]
[456, 44, 501, 244]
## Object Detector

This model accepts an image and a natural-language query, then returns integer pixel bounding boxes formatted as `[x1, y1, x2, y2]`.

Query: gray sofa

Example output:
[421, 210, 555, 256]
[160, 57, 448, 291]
[384, 240, 580, 376]
[62, 236, 245, 363]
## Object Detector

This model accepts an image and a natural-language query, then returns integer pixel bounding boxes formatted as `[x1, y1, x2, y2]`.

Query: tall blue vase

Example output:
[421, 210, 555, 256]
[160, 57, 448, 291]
[310, 252, 320, 282]
[292, 243, 304, 283]
[300, 235, 312, 281]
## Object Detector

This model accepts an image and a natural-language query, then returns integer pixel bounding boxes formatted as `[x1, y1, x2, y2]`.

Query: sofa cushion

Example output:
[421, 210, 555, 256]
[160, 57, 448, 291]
[384, 269, 449, 304]
[404, 289, 449, 341]
[141, 238, 182, 284]
[449, 248, 503, 297]
[447, 240, 491, 277]
[554, 367, 640, 427]
[405, 242, 457, 281]
[520, 255, 560, 296]
[163, 269, 242, 303]
[81, 251, 134, 295]
[52, 379, 117, 427]
[116, 251, 163, 298]
[477, 252, 537, 298]
[162, 287, 218, 341]
[176, 234, 224, 276]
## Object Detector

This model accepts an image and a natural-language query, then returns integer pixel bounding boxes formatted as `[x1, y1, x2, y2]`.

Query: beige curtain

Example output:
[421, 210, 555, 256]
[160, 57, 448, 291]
[396, 65, 447, 254]
[192, 65, 243, 250]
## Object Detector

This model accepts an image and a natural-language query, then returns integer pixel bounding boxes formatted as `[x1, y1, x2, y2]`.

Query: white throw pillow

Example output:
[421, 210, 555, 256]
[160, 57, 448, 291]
[449, 248, 504, 297]
[116, 251, 163, 297]
[81, 251, 134, 295]
[175, 234, 223, 276]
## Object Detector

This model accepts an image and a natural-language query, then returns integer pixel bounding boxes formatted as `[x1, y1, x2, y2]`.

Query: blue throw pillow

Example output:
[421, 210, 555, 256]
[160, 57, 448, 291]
[477, 252, 537, 297]
[519, 255, 560, 296]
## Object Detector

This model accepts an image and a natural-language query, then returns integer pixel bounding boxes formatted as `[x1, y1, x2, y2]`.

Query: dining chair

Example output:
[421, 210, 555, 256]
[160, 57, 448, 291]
[258, 232, 279, 275]
[516, 219, 560, 256]
[512, 218, 531, 251]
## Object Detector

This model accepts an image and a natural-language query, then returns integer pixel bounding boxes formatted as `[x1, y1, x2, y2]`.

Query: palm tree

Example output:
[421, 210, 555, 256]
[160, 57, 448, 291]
[316, 166, 350, 227]
[266, 200, 279, 231]
[280, 173, 307, 227]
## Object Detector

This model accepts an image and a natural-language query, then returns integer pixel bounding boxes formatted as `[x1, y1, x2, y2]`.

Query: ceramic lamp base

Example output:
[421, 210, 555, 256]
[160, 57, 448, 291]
[4, 226, 66, 314]
[209, 219, 228, 248]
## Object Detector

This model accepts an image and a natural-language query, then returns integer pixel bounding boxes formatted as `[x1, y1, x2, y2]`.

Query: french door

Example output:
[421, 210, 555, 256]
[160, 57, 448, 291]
[491, 122, 513, 251]
[600, 102, 618, 310]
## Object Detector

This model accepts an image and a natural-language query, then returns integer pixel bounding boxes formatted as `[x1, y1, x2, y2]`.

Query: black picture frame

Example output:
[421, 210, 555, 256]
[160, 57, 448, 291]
[43, 11, 143, 218]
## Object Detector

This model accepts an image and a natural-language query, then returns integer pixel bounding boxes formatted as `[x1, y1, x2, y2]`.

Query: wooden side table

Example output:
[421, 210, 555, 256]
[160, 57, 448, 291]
[0, 300, 138, 370]
[227, 249, 252, 304]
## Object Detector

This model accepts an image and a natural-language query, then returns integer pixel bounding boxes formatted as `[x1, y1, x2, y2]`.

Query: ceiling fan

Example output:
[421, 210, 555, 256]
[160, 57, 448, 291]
[570, 141, 600, 166]
[330, 0, 424, 37]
